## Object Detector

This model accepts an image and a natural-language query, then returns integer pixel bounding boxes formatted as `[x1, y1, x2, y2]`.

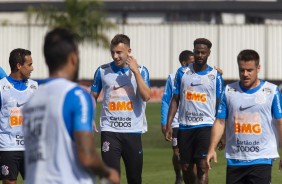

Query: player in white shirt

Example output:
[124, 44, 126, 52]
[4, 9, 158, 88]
[207, 49, 282, 184]
[23, 28, 119, 184]
[0, 48, 37, 184]
[161, 50, 194, 184]
[166, 38, 224, 184]
[91, 34, 150, 184]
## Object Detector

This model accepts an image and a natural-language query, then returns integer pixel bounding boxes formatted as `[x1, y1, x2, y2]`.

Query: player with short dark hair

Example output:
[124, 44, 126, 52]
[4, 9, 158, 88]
[207, 49, 282, 184]
[166, 38, 224, 184]
[91, 33, 151, 184]
[0, 48, 37, 184]
[23, 28, 119, 184]
[161, 50, 194, 184]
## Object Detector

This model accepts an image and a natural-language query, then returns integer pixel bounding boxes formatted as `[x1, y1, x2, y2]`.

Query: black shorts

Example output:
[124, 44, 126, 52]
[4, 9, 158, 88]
[0, 151, 25, 180]
[178, 126, 211, 164]
[226, 164, 272, 184]
[172, 128, 179, 148]
[101, 131, 143, 184]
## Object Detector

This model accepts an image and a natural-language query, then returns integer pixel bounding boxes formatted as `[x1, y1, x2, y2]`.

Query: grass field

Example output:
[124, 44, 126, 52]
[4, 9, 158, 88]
[15, 102, 282, 184]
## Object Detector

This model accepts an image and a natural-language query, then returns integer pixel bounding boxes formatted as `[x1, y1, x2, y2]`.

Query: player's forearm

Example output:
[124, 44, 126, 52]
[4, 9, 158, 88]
[209, 118, 225, 151]
[133, 70, 150, 101]
[90, 91, 99, 102]
[166, 97, 179, 129]
[75, 132, 110, 178]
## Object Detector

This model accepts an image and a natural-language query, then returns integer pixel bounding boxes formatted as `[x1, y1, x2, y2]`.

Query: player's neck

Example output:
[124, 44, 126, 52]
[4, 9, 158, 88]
[9, 73, 26, 81]
[193, 63, 207, 72]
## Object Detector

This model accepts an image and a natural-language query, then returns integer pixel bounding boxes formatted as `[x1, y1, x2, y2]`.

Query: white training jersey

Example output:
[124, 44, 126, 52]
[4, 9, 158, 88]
[178, 65, 218, 126]
[23, 79, 93, 184]
[223, 81, 280, 160]
[0, 77, 38, 151]
[99, 63, 147, 133]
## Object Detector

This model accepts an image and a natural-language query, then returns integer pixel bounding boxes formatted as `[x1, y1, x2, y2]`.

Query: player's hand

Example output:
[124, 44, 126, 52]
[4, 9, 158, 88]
[93, 123, 99, 133]
[165, 127, 172, 141]
[126, 55, 139, 73]
[161, 125, 166, 136]
[107, 168, 120, 184]
[214, 66, 223, 75]
[206, 149, 217, 170]
[279, 159, 282, 172]
[217, 138, 226, 151]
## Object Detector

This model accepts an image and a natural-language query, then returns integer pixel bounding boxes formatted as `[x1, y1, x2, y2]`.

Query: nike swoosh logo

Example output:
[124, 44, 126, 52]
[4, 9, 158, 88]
[113, 84, 127, 90]
[239, 105, 255, 111]
[16, 102, 27, 107]
[191, 82, 202, 86]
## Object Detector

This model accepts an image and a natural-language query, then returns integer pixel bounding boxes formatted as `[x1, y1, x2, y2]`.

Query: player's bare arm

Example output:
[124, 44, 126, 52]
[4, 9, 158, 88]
[276, 118, 282, 171]
[206, 118, 225, 169]
[165, 94, 180, 141]
[126, 55, 150, 101]
[90, 92, 99, 132]
[91, 91, 99, 102]
[74, 132, 120, 184]
[214, 66, 223, 75]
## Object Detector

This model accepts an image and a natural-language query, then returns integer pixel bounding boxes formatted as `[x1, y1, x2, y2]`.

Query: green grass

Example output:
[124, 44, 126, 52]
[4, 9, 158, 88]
[15, 103, 282, 184]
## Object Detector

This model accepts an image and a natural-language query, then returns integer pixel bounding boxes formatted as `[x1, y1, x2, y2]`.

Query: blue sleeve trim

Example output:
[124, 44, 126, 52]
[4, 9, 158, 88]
[141, 66, 150, 87]
[216, 87, 228, 119]
[63, 87, 94, 140]
[161, 76, 172, 125]
[91, 67, 102, 93]
[216, 73, 224, 98]
[0, 67, 7, 80]
[173, 67, 185, 95]
[272, 87, 282, 119]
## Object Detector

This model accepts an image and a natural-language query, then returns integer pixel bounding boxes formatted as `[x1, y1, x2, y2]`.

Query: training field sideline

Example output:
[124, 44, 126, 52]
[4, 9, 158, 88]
[16, 102, 281, 184]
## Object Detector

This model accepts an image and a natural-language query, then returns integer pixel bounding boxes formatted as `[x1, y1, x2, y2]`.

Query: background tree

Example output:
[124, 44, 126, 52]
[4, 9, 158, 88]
[27, 0, 115, 47]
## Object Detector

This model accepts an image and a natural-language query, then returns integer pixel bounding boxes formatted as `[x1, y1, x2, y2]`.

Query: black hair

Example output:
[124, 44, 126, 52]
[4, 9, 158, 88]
[194, 38, 212, 49]
[179, 50, 194, 63]
[44, 28, 78, 73]
[9, 48, 31, 72]
[237, 49, 260, 66]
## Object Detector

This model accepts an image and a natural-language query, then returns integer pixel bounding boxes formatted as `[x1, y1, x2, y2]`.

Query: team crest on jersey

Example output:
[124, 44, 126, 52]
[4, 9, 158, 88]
[207, 74, 215, 80]
[1, 165, 9, 176]
[30, 84, 37, 90]
[102, 141, 110, 152]
[2, 85, 11, 91]
[227, 87, 236, 93]
[262, 88, 272, 95]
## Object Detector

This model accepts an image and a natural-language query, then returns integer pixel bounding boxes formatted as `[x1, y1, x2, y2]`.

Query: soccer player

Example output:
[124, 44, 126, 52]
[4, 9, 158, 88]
[91, 34, 150, 184]
[206, 49, 282, 184]
[0, 66, 7, 79]
[23, 28, 119, 184]
[0, 48, 38, 184]
[165, 38, 224, 184]
[161, 50, 194, 184]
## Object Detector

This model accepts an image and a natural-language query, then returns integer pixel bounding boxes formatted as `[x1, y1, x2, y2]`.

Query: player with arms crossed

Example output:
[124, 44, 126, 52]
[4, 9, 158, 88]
[91, 34, 150, 184]
[0, 48, 37, 184]
[206, 49, 282, 184]
[161, 50, 194, 184]
[23, 28, 119, 184]
[166, 38, 224, 184]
